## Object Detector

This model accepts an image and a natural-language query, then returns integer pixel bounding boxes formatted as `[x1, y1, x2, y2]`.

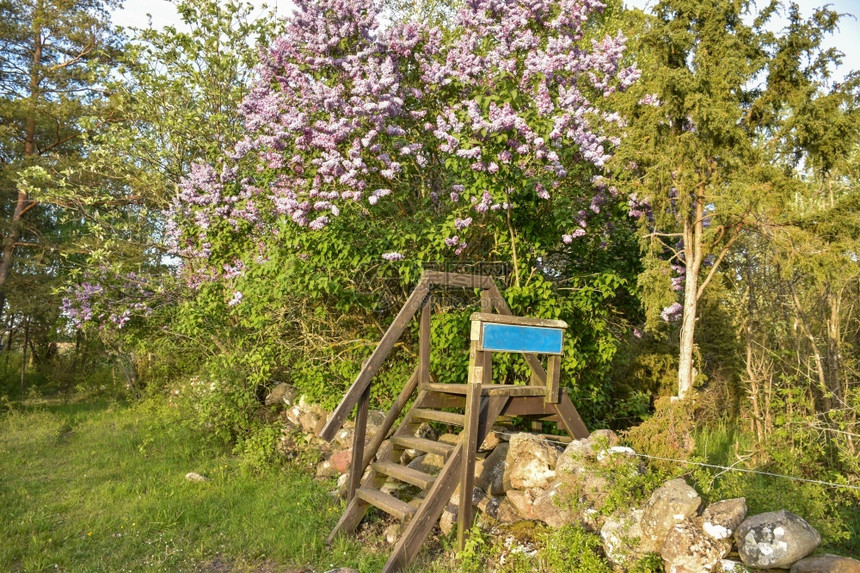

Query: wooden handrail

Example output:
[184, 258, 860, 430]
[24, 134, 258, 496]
[319, 274, 431, 441]
[319, 271, 502, 442]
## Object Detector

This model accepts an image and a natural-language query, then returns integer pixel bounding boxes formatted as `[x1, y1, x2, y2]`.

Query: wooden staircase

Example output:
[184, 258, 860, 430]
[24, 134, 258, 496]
[318, 272, 590, 572]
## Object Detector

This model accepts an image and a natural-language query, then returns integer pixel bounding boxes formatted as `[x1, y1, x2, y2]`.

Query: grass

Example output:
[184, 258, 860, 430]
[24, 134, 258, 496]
[0, 395, 402, 572]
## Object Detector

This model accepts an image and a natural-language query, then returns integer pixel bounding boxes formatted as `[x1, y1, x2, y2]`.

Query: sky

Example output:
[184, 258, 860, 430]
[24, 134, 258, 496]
[112, 0, 859, 82]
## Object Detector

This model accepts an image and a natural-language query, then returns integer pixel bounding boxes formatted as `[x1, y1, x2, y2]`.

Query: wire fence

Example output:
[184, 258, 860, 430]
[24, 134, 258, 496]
[489, 430, 860, 492]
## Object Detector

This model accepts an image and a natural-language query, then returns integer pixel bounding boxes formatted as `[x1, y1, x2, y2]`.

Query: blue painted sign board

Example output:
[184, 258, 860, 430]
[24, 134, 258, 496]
[481, 323, 563, 355]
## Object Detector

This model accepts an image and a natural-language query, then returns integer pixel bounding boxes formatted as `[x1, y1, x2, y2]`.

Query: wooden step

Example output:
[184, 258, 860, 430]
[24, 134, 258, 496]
[418, 391, 466, 409]
[355, 487, 417, 521]
[372, 461, 437, 489]
[411, 408, 465, 426]
[390, 436, 456, 457]
[424, 383, 547, 397]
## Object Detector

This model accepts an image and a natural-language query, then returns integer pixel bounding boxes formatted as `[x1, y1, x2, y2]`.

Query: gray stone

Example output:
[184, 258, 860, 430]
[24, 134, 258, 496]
[334, 426, 354, 449]
[366, 410, 386, 434]
[264, 382, 297, 406]
[790, 554, 860, 573]
[479, 426, 505, 451]
[476, 492, 521, 523]
[640, 478, 702, 554]
[702, 498, 747, 541]
[440, 504, 457, 535]
[407, 452, 446, 475]
[556, 429, 621, 471]
[325, 569, 360, 573]
[735, 510, 821, 569]
[504, 433, 563, 490]
[589, 428, 621, 446]
[475, 442, 509, 495]
[531, 479, 575, 528]
[661, 517, 731, 573]
[185, 472, 209, 482]
[286, 396, 329, 435]
[601, 508, 645, 568]
[719, 560, 752, 572]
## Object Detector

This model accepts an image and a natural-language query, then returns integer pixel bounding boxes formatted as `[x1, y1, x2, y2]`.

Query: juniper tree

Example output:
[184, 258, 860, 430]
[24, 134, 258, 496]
[611, 0, 851, 398]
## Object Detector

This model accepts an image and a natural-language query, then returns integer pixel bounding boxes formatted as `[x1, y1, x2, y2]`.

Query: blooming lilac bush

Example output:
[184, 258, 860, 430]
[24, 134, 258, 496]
[63, 0, 644, 426]
[165, 0, 639, 281]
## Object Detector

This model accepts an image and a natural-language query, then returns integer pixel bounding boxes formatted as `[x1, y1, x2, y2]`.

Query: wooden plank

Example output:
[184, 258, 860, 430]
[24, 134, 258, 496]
[480, 323, 564, 355]
[390, 436, 455, 457]
[419, 295, 431, 385]
[417, 392, 465, 409]
[382, 396, 509, 573]
[458, 378, 481, 550]
[552, 390, 589, 439]
[355, 488, 417, 521]
[425, 271, 494, 289]
[411, 408, 465, 426]
[545, 355, 561, 404]
[479, 291, 493, 384]
[501, 396, 556, 417]
[320, 275, 431, 441]
[348, 383, 370, 501]
[423, 383, 547, 397]
[360, 368, 420, 469]
[470, 312, 568, 329]
[371, 461, 436, 490]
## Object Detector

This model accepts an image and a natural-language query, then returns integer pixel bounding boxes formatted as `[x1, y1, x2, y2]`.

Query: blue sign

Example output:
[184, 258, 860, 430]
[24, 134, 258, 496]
[481, 323, 563, 355]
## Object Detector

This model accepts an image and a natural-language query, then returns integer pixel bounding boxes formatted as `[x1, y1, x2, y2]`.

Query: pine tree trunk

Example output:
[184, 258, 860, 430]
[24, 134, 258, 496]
[0, 17, 41, 292]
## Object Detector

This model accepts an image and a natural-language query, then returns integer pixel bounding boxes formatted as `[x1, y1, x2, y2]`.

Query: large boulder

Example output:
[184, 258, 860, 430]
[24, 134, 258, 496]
[790, 554, 860, 573]
[661, 517, 731, 573]
[702, 498, 747, 541]
[504, 433, 563, 490]
[600, 508, 645, 568]
[531, 479, 576, 528]
[735, 510, 821, 569]
[640, 478, 702, 553]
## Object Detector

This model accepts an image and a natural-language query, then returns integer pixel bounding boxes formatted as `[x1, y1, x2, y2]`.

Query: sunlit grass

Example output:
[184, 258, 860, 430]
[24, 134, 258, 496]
[0, 396, 395, 572]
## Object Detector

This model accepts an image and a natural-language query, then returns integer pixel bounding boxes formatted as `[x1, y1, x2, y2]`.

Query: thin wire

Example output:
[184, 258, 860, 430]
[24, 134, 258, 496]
[489, 430, 860, 492]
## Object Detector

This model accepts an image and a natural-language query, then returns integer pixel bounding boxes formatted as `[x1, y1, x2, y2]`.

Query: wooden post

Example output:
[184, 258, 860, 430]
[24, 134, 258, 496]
[458, 339, 483, 550]
[419, 294, 431, 386]
[348, 382, 371, 501]
[545, 355, 560, 404]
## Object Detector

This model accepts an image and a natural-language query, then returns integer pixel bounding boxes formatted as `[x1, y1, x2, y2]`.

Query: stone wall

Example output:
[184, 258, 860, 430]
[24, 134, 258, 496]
[268, 384, 860, 573]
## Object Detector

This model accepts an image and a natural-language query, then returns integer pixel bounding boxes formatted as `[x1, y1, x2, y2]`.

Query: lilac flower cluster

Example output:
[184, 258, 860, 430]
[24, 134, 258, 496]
[165, 0, 639, 268]
[62, 271, 156, 330]
[660, 302, 683, 322]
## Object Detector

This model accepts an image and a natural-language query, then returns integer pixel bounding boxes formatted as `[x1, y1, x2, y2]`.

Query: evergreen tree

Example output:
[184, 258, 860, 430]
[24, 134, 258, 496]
[611, 0, 850, 398]
[0, 0, 121, 317]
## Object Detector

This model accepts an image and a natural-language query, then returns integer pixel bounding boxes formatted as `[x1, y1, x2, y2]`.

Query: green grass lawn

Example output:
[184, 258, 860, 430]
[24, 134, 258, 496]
[0, 396, 406, 572]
